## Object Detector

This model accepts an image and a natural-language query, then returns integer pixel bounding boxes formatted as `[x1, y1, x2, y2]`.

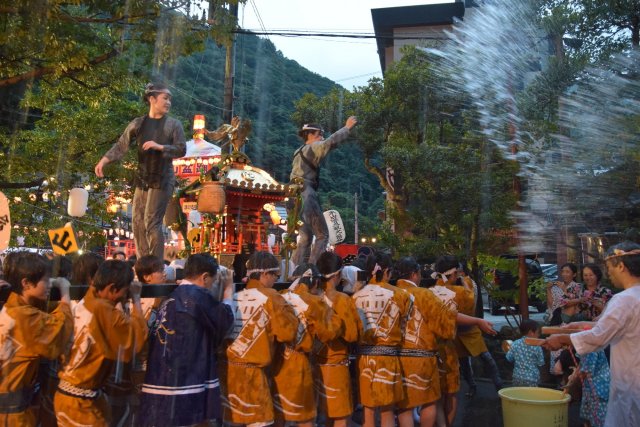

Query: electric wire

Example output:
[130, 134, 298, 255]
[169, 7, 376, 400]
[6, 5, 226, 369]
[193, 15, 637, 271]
[234, 29, 449, 41]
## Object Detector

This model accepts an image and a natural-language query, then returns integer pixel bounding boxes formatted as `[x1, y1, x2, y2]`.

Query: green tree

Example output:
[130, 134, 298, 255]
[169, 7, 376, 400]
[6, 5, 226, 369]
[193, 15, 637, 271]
[0, 0, 241, 248]
[294, 46, 518, 260]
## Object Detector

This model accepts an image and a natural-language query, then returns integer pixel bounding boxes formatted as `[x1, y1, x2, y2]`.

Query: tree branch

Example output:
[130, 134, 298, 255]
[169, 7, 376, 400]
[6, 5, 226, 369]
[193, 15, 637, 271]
[363, 156, 394, 196]
[58, 11, 158, 24]
[63, 75, 110, 90]
[0, 175, 45, 189]
[0, 48, 121, 88]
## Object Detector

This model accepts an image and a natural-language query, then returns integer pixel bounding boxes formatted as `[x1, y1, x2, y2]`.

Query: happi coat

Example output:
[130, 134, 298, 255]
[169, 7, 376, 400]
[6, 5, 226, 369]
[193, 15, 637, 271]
[352, 278, 412, 407]
[313, 290, 361, 419]
[54, 287, 147, 427]
[0, 293, 72, 427]
[396, 279, 457, 408]
[272, 283, 343, 422]
[139, 282, 234, 427]
[219, 279, 298, 425]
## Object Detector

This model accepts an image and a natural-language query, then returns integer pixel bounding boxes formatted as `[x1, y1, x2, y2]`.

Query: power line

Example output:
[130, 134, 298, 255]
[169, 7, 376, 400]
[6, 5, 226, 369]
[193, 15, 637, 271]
[335, 71, 380, 82]
[234, 29, 449, 41]
[248, 0, 270, 43]
[167, 83, 228, 112]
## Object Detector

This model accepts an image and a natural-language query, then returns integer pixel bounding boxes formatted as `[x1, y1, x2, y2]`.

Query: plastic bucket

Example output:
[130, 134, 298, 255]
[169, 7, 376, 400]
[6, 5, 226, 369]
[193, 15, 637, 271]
[499, 387, 571, 427]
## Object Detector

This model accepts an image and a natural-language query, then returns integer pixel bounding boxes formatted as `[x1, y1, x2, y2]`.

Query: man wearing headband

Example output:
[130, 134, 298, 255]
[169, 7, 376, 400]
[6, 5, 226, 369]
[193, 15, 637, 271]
[289, 116, 357, 266]
[544, 241, 640, 426]
[219, 251, 299, 427]
[95, 82, 186, 260]
[271, 263, 343, 427]
[431, 255, 498, 426]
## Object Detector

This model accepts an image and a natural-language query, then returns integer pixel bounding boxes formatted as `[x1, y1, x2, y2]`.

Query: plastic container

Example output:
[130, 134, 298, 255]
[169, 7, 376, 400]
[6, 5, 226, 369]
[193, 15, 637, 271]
[499, 387, 571, 427]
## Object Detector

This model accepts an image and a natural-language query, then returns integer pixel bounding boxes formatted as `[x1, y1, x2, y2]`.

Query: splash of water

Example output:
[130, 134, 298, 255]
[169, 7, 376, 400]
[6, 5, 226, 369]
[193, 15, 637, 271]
[435, 0, 640, 254]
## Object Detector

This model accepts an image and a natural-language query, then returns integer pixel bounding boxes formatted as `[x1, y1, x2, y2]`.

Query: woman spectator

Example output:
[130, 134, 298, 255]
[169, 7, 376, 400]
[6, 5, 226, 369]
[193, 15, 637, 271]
[580, 264, 613, 321]
[550, 263, 583, 324]
[559, 262, 585, 323]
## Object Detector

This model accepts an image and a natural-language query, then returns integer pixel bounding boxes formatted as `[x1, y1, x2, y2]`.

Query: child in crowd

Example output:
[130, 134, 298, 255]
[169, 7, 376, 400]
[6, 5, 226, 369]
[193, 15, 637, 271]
[506, 319, 545, 387]
[140, 253, 235, 427]
[579, 350, 610, 427]
[134, 254, 167, 323]
[54, 260, 147, 427]
[0, 251, 73, 426]
[70, 252, 104, 287]
[220, 251, 299, 426]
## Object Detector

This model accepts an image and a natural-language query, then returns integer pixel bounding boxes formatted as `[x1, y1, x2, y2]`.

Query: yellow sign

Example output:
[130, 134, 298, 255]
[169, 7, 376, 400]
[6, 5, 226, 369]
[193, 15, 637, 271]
[187, 228, 201, 249]
[48, 225, 79, 255]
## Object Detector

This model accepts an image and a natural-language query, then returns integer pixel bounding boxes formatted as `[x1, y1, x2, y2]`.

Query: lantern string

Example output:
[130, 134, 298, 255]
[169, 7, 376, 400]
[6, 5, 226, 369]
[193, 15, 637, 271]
[10, 199, 108, 230]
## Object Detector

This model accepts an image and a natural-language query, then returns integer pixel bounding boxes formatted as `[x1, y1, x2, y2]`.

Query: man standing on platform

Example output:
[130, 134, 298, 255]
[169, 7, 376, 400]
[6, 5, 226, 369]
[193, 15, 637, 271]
[290, 116, 357, 266]
[95, 82, 186, 260]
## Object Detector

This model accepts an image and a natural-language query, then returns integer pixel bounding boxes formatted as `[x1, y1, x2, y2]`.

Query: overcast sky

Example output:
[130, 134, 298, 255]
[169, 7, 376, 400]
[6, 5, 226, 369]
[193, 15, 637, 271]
[238, 0, 454, 90]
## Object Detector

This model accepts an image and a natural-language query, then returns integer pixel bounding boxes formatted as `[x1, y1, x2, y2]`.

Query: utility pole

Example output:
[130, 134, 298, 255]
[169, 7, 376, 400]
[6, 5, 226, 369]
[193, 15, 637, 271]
[222, 2, 238, 154]
[354, 192, 359, 244]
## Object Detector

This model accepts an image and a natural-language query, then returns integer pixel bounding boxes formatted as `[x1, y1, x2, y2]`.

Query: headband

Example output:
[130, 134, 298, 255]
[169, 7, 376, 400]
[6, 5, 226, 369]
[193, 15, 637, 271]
[439, 267, 457, 283]
[372, 263, 382, 276]
[301, 124, 322, 132]
[246, 267, 280, 276]
[323, 269, 342, 279]
[605, 248, 640, 260]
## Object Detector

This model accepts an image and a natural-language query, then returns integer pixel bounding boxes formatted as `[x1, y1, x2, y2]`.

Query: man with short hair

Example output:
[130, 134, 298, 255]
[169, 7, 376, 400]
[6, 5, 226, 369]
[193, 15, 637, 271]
[95, 82, 186, 260]
[289, 116, 357, 266]
[220, 251, 298, 426]
[54, 260, 147, 426]
[140, 253, 235, 427]
[544, 241, 640, 427]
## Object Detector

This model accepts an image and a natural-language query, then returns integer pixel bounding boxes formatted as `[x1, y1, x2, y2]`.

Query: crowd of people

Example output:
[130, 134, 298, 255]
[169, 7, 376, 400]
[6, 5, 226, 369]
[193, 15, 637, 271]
[0, 247, 501, 427]
[1, 241, 638, 427]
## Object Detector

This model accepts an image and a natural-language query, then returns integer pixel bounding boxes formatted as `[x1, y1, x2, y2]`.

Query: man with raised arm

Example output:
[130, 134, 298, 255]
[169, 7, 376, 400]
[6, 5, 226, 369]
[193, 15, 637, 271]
[290, 116, 357, 266]
[95, 82, 186, 260]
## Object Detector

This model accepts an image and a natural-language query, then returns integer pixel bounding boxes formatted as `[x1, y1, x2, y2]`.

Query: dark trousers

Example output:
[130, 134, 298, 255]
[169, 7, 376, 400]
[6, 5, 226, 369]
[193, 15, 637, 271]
[460, 352, 503, 390]
[291, 186, 329, 266]
[132, 185, 173, 260]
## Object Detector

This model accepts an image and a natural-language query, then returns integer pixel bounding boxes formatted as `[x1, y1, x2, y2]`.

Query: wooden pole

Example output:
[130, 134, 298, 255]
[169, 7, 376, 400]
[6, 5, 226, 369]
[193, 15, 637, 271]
[222, 3, 238, 153]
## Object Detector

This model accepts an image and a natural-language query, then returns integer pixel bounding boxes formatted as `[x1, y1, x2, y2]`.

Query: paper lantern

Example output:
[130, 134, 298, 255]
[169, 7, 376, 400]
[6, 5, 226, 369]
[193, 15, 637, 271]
[68, 188, 88, 217]
[270, 210, 281, 225]
[323, 209, 345, 245]
[193, 115, 205, 130]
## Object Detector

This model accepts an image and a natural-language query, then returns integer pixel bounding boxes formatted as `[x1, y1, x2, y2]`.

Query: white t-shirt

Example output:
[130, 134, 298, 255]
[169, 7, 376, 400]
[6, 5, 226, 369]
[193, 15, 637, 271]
[571, 285, 640, 427]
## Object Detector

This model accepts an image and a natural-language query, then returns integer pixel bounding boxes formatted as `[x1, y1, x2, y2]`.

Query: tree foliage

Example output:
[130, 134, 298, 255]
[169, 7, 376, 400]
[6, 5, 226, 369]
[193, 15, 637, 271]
[0, 0, 375, 249]
[295, 46, 518, 259]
